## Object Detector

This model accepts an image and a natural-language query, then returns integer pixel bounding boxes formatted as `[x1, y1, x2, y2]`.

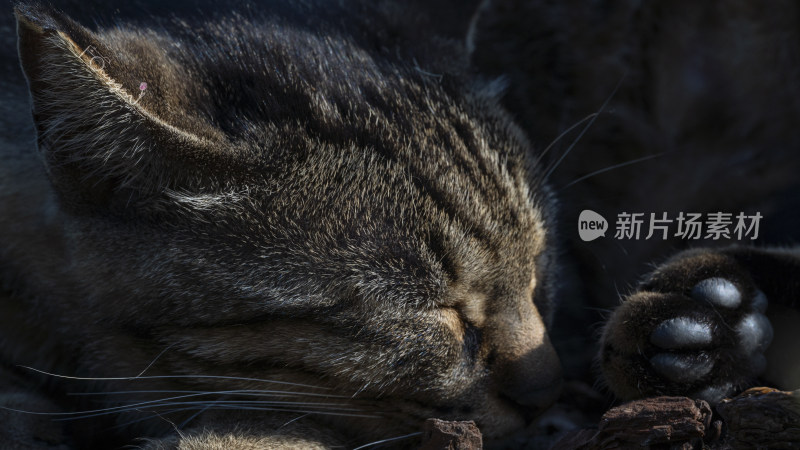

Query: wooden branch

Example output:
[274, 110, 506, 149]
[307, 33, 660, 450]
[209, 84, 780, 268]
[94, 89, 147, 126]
[420, 418, 483, 450]
[716, 387, 800, 448]
[419, 387, 800, 449]
[552, 396, 714, 449]
[552, 387, 800, 449]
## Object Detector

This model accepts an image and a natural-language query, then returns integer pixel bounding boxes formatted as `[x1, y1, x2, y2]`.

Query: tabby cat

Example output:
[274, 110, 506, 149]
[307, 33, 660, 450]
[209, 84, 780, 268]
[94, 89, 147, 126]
[1, 0, 798, 448]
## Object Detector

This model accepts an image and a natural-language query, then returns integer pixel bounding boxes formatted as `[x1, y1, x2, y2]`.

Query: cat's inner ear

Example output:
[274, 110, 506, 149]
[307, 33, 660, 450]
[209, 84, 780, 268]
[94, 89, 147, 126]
[15, 4, 244, 210]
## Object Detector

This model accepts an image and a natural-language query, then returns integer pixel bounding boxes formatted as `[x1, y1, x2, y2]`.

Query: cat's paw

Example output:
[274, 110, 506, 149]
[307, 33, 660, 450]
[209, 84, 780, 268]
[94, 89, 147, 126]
[600, 249, 773, 403]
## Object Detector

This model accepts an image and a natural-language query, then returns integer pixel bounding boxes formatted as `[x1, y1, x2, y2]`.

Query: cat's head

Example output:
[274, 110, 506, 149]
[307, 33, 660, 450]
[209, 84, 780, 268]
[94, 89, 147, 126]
[15, 2, 562, 441]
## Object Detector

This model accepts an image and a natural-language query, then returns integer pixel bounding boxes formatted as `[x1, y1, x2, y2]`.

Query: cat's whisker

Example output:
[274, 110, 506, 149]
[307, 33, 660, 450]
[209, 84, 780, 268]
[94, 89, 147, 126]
[1, 389, 361, 420]
[0, 392, 241, 418]
[18, 366, 329, 390]
[544, 74, 627, 180]
[278, 413, 311, 430]
[109, 399, 369, 411]
[202, 404, 385, 419]
[413, 57, 443, 81]
[352, 431, 423, 449]
[68, 389, 353, 400]
[111, 406, 198, 430]
[1, 384, 383, 426]
[136, 344, 176, 378]
[180, 406, 211, 429]
[54, 402, 384, 422]
[535, 112, 599, 165]
[559, 152, 665, 190]
[53, 401, 367, 421]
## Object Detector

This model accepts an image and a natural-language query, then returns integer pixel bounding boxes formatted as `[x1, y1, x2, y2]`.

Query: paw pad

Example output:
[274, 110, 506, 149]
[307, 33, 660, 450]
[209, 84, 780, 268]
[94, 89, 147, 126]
[691, 277, 741, 308]
[650, 317, 712, 349]
[646, 277, 773, 399]
[736, 313, 773, 355]
[649, 353, 714, 383]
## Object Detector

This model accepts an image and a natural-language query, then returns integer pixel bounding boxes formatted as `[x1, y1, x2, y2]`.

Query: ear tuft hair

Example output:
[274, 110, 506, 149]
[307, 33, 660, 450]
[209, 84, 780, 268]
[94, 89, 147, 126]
[15, 3, 247, 211]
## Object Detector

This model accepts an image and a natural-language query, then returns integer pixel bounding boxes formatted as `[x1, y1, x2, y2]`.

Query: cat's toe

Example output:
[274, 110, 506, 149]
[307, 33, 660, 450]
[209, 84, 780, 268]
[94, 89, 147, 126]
[686, 277, 773, 361]
[649, 353, 714, 383]
[653, 278, 773, 400]
[736, 312, 773, 357]
[602, 262, 777, 403]
[650, 317, 713, 349]
[690, 277, 741, 308]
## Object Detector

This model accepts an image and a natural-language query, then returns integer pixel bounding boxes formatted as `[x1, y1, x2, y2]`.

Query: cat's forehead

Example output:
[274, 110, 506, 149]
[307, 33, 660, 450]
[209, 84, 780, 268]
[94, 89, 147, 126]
[95, 9, 464, 141]
[37, 3, 557, 308]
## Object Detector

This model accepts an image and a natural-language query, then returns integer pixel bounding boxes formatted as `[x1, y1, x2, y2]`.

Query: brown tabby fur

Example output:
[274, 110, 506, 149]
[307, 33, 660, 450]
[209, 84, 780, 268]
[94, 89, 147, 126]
[1, 0, 799, 448]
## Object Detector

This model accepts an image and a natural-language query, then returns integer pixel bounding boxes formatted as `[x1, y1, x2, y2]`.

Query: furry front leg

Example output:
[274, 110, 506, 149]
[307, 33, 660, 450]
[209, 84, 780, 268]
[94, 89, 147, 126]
[601, 246, 800, 403]
[139, 412, 346, 450]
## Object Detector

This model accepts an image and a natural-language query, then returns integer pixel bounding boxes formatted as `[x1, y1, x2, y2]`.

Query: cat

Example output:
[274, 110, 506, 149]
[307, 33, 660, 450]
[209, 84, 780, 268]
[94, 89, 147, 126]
[1, 0, 799, 449]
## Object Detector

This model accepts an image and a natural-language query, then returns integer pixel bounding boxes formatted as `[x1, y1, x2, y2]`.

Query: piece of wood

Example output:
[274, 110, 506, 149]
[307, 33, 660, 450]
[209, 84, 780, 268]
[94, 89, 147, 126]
[420, 418, 483, 450]
[716, 387, 800, 448]
[550, 387, 800, 449]
[551, 396, 714, 449]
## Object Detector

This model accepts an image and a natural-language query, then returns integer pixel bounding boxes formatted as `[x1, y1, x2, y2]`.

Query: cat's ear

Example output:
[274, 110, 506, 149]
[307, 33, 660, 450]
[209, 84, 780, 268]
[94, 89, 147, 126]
[15, 3, 244, 210]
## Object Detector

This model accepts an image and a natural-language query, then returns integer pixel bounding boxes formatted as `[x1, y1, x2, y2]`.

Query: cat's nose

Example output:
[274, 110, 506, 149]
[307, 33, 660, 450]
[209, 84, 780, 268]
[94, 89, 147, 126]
[486, 299, 563, 416]
[497, 343, 563, 415]
[502, 374, 562, 415]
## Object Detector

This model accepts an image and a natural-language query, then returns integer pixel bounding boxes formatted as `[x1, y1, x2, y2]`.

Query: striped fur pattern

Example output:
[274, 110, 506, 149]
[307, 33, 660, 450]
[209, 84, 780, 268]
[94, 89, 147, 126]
[1, 1, 561, 447]
[6, 0, 800, 448]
